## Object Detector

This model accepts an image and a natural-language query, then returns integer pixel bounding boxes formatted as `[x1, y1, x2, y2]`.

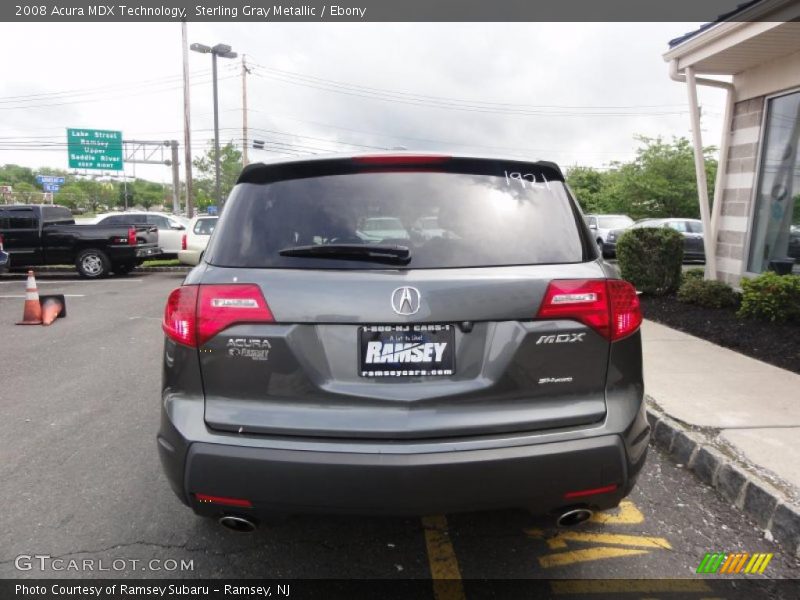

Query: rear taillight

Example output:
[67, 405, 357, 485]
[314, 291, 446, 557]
[197, 284, 274, 346]
[0, 233, 4, 250]
[163, 284, 274, 347]
[128, 226, 137, 246]
[606, 279, 642, 340]
[536, 279, 641, 341]
[162, 286, 199, 346]
[181, 233, 187, 250]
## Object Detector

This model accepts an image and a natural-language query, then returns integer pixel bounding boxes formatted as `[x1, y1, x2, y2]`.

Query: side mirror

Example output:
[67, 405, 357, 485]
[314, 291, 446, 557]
[171, 223, 185, 231]
[588, 224, 597, 230]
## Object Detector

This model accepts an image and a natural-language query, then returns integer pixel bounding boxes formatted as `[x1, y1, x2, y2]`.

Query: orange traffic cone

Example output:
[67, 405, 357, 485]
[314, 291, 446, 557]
[17, 270, 43, 325]
[41, 295, 65, 326]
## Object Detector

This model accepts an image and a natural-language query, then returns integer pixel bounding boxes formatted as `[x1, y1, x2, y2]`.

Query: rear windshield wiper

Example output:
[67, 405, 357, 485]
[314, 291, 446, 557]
[278, 243, 411, 264]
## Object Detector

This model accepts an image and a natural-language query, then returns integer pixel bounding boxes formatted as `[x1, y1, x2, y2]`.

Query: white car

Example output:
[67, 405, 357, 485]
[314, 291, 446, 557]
[177, 216, 218, 265]
[91, 211, 187, 256]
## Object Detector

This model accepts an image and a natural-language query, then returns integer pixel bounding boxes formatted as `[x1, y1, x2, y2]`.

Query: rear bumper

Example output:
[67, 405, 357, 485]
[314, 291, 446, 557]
[136, 245, 161, 258]
[177, 249, 201, 266]
[172, 434, 632, 517]
[158, 395, 649, 518]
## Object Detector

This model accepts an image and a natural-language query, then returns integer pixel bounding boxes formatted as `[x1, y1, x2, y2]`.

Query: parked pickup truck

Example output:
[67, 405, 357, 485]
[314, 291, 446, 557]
[0, 204, 160, 278]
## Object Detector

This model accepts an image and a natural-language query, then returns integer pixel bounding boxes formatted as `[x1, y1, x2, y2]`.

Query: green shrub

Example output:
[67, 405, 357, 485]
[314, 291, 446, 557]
[737, 272, 800, 322]
[616, 227, 684, 295]
[677, 278, 739, 309]
[682, 268, 705, 282]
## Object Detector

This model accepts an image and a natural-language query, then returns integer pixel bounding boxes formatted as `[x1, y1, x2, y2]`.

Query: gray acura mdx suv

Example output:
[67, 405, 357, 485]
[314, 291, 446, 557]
[158, 154, 648, 531]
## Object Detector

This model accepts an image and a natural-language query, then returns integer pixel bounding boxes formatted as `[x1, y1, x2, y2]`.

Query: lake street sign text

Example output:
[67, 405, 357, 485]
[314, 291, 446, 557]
[67, 128, 123, 170]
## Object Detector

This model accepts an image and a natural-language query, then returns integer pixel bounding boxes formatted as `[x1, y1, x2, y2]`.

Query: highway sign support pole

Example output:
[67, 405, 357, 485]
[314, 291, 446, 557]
[171, 141, 181, 214]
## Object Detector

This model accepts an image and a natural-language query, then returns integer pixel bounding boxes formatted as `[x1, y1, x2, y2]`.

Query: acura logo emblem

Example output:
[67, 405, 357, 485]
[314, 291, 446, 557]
[391, 286, 421, 316]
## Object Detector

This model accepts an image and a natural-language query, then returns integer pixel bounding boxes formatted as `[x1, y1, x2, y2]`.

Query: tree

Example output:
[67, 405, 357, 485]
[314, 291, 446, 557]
[55, 182, 88, 210]
[0, 164, 36, 187]
[606, 136, 717, 220]
[12, 182, 39, 202]
[192, 141, 243, 207]
[565, 166, 610, 213]
[565, 136, 717, 220]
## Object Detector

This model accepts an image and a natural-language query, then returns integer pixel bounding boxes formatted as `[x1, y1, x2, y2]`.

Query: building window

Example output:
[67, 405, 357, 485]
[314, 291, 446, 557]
[747, 89, 800, 274]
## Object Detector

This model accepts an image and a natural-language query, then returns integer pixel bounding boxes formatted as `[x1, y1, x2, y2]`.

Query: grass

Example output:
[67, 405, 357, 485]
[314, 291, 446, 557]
[141, 258, 183, 267]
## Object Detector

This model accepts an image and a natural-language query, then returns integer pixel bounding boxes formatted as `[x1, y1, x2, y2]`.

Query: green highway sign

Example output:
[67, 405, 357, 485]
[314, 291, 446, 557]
[67, 128, 123, 170]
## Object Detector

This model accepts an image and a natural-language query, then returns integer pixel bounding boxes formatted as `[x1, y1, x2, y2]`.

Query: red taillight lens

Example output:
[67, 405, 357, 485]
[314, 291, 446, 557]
[0, 233, 4, 250]
[162, 285, 199, 346]
[607, 279, 642, 340]
[195, 493, 253, 508]
[128, 226, 137, 246]
[181, 233, 187, 250]
[352, 155, 451, 166]
[162, 284, 274, 347]
[196, 284, 274, 347]
[536, 279, 641, 341]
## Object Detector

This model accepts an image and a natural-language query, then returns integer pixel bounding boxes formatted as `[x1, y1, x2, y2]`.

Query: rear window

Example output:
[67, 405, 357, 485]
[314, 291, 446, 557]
[194, 217, 218, 235]
[208, 171, 586, 269]
[598, 216, 633, 229]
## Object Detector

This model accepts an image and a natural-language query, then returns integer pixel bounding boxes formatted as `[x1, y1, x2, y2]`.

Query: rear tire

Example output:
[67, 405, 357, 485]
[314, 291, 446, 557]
[75, 248, 111, 279]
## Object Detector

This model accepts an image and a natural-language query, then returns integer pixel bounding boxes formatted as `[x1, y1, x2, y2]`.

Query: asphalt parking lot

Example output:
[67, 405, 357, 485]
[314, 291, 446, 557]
[0, 271, 797, 588]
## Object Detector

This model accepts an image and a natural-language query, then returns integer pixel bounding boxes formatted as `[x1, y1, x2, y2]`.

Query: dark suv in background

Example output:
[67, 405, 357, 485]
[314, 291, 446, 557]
[158, 155, 648, 531]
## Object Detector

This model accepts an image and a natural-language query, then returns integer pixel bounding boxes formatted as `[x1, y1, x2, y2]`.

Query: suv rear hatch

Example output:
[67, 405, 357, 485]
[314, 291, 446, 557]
[166, 156, 639, 440]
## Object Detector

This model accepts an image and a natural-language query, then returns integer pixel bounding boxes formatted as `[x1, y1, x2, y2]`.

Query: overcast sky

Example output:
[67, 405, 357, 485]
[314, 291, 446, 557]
[0, 22, 728, 182]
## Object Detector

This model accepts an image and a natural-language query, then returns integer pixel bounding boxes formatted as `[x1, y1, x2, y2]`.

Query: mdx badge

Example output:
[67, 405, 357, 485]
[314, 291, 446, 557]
[391, 286, 421, 316]
[536, 333, 586, 344]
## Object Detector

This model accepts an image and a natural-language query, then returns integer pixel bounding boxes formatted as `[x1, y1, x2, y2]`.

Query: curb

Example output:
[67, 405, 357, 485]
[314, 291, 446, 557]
[646, 400, 800, 558]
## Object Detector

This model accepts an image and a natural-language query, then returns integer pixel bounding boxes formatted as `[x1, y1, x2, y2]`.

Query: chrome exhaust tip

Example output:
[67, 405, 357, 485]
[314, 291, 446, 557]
[218, 515, 257, 533]
[557, 508, 593, 527]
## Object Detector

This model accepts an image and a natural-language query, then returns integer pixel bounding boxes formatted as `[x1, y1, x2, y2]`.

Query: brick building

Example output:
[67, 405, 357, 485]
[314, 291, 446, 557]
[664, 0, 800, 284]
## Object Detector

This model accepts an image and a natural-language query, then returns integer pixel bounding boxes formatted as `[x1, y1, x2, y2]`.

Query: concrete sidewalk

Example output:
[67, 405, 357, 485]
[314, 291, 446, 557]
[642, 319, 800, 556]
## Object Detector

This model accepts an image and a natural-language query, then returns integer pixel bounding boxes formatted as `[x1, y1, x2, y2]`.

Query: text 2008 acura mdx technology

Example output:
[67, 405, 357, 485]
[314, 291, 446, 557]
[158, 154, 649, 531]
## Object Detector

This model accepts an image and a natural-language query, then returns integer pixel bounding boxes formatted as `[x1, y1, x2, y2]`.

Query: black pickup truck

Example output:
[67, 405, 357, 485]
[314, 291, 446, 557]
[0, 204, 160, 278]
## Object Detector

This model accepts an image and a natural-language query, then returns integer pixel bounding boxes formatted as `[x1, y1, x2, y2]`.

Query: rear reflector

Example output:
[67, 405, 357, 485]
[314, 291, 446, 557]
[195, 493, 253, 508]
[162, 284, 275, 348]
[352, 155, 451, 166]
[536, 279, 641, 341]
[564, 484, 618, 499]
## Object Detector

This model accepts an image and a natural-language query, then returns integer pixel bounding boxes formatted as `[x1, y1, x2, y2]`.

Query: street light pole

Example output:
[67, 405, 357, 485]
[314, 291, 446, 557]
[211, 51, 221, 209]
[190, 41, 237, 213]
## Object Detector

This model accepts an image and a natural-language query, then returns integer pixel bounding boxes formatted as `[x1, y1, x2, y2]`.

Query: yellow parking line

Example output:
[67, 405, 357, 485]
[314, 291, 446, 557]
[540, 546, 648, 567]
[422, 515, 465, 600]
[589, 500, 645, 524]
[551, 580, 711, 594]
[526, 529, 672, 550]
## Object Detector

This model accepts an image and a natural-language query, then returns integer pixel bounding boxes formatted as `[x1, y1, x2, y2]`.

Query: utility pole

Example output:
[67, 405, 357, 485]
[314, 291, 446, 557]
[170, 140, 180, 214]
[242, 55, 250, 166]
[181, 21, 194, 217]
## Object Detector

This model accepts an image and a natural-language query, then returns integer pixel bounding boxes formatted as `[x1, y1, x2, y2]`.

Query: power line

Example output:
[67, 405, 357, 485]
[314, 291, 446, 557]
[246, 62, 713, 118]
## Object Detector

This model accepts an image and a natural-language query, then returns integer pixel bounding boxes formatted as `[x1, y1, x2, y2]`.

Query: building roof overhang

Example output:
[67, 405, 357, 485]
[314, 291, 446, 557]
[664, 0, 800, 75]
